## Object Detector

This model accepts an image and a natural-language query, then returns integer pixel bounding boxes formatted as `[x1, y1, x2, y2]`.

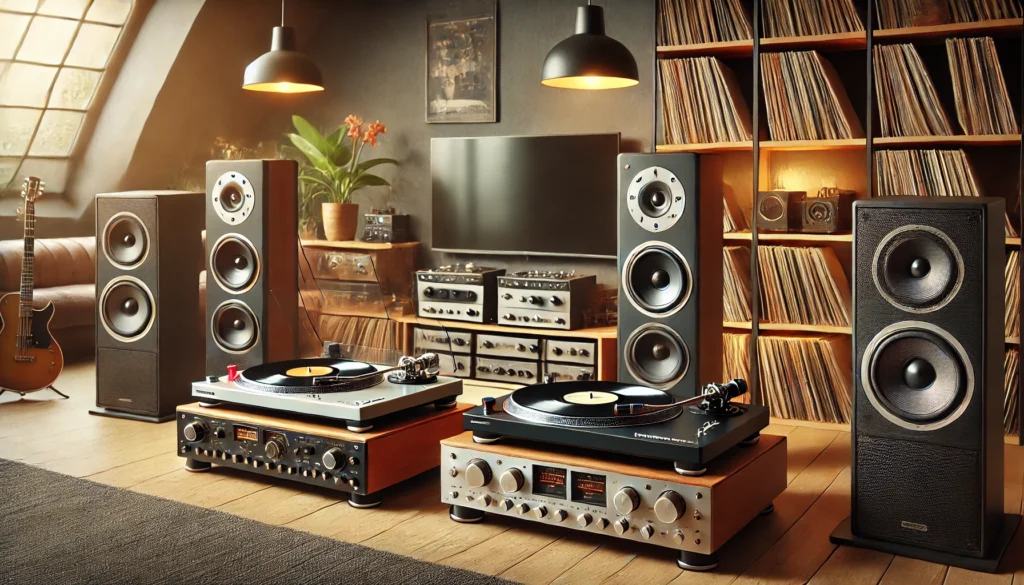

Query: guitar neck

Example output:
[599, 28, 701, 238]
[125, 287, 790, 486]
[20, 197, 34, 316]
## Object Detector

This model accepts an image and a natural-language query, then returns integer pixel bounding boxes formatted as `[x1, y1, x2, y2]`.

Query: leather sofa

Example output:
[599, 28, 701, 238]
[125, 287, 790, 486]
[0, 237, 96, 361]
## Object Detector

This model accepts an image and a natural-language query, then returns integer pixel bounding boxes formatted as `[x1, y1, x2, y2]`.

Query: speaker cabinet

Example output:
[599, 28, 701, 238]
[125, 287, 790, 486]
[756, 190, 803, 232]
[617, 153, 722, 397]
[205, 159, 298, 375]
[93, 191, 205, 422]
[850, 197, 1005, 559]
[796, 193, 854, 234]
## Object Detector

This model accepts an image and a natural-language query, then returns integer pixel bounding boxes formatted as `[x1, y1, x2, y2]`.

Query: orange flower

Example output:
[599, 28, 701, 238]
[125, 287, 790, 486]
[362, 120, 386, 147]
[344, 115, 363, 139]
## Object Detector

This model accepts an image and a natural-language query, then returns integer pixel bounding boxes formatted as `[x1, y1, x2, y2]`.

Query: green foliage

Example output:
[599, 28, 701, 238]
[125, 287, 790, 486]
[285, 114, 396, 205]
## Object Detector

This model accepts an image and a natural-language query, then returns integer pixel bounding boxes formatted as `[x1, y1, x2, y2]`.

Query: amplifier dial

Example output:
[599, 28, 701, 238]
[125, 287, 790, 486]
[549, 296, 562, 306]
[424, 287, 435, 297]
[654, 491, 686, 523]
[264, 438, 286, 461]
[613, 487, 640, 515]
[577, 513, 592, 527]
[613, 518, 630, 535]
[466, 459, 492, 488]
[499, 468, 524, 493]
[532, 506, 548, 519]
[640, 525, 655, 540]
[515, 503, 530, 515]
[527, 296, 541, 305]
[183, 421, 208, 443]
[553, 510, 567, 522]
[322, 448, 346, 471]
[499, 499, 514, 511]
[502, 293, 513, 300]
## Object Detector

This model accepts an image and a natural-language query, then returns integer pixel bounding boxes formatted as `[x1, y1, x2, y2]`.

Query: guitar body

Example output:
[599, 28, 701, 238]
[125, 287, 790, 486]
[0, 292, 64, 393]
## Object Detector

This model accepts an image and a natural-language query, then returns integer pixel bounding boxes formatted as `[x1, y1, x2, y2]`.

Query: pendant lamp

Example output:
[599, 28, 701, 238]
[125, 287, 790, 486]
[243, 0, 324, 93]
[541, 1, 639, 90]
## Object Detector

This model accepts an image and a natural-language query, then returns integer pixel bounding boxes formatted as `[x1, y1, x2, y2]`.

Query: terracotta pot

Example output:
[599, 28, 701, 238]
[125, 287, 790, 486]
[322, 202, 359, 241]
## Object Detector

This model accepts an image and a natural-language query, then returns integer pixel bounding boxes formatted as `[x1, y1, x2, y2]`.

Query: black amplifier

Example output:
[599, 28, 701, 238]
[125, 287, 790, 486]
[416, 264, 505, 323]
[361, 211, 410, 243]
[497, 271, 596, 330]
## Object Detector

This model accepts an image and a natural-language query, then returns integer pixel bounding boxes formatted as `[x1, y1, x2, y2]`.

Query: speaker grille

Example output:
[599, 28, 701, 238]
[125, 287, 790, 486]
[622, 242, 691, 317]
[96, 348, 158, 415]
[623, 323, 689, 389]
[855, 434, 982, 554]
[872, 225, 964, 313]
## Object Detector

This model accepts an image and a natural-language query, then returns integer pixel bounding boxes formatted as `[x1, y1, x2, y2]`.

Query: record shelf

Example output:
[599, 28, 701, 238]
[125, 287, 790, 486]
[656, 0, 1024, 442]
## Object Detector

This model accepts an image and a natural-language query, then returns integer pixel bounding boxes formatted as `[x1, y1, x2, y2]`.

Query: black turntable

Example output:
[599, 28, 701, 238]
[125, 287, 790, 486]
[462, 379, 768, 475]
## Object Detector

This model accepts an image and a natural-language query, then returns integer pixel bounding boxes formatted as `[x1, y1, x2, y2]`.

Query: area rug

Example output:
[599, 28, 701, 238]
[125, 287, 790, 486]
[0, 459, 515, 585]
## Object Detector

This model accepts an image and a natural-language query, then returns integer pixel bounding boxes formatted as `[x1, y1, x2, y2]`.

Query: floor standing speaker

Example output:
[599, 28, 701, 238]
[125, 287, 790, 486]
[205, 159, 298, 376]
[830, 196, 1019, 572]
[92, 191, 205, 422]
[616, 153, 722, 397]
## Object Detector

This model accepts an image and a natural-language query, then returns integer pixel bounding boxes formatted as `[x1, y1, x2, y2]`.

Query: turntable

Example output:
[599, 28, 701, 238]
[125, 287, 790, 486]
[462, 379, 768, 475]
[191, 353, 463, 432]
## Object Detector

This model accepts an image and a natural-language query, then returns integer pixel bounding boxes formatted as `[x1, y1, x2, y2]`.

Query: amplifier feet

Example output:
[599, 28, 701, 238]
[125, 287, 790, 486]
[348, 492, 383, 509]
[673, 462, 707, 477]
[677, 550, 719, 572]
[346, 421, 374, 433]
[450, 505, 485, 523]
[760, 503, 775, 515]
[741, 432, 761, 446]
[472, 432, 501, 444]
[435, 396, 459, 409]
[184, 458, 211, 473]
[198, 401, 221, 408]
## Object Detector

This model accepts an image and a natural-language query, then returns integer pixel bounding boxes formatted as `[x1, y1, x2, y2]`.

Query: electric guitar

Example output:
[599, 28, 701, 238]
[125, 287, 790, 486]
[0, 177, 64, 393]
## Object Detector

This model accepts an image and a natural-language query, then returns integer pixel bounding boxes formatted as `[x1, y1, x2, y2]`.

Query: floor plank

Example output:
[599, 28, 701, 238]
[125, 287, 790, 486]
[500, 533, 606, 585]
[600, 554, 684, 585]
[880, 557, 947, 585]
[442, 522, 567, 576]
[215, 483, 339, 525]
[549, 543, 642, 585]
[131, 467, 270, 509]
[807, 546, 892, 585]
[85, 451, 184, 489]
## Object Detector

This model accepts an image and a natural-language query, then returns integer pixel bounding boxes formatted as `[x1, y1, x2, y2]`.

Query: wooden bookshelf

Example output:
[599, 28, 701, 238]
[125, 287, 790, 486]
[1009, 237, 1022, 246]
[657, 141, 753, 154]
[761, 139, 867, 151]
[724, 231, 853, 243]
[725, 321, 852, 335]
[760, 31, 866, 52]
[874, 18, 1024, 42]
[657, 39, 754, 58]
[874, 134, 1022, 147]
[1008, 337, 1021, 345]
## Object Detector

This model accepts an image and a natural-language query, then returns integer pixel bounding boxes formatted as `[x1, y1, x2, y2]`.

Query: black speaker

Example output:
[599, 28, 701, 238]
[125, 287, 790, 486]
[617, 153, 722, 397]
[841, 196, 1011, 566]
[205, 159, 299, 375]
[756, 190, 803, 232]
[92, 191, 205, 422]
[795, 193, 854, 234]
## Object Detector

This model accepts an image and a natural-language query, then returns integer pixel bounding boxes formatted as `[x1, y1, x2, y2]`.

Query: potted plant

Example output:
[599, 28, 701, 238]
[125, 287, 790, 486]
[286, 114, 396, 241]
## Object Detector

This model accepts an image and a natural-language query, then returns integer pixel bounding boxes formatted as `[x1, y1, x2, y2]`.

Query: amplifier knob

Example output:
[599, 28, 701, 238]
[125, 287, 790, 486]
[466, 291, 477, 301]
[264, 438, 286, 462]
[531, 315, 543, 323]
[494, 367, 506, 375]
[613, 487, 640, 515]
[477, 494, 492, 507]
[502, 293, 513, 300]
[499, 499, 514, 511]
[183, 421, 208, 443]
[552, 347, 564, 356]
[640, 525, 655, 540]
[516, 344, 526, 352]
[507, 370, 517, 378]
[454, 338, 467, 346]
[654, 491, 686, 523]
[466, 459, 492, 488]
[527, 296, 541, 305]
[515, 503, 530, 515]
[424, 287, 435, 297]
[580, 349, 590, 357]
[555, 318, 566, 326]
[519, 296, 527, 303]
[483, 340, 495, 349]
[671, 530, 685, 546]
[553, 510, 567, 522]
[499, 468, 524, 493]
[528, 344, 539, 353]
[532, 506, 548, 519]
[577, 513, 592, 528]
[596, 517, 609, 530]
[613, 518, 630, 535]
[522, 371, 533, 379]
[322, 448, 346, 471]
[502, 314, 515, 321]
[549, 296, 562, 306]
[569, 348, 578, 356]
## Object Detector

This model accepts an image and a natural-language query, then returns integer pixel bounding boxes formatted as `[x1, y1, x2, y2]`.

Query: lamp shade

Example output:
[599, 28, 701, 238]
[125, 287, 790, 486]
[541, 4, 639, 90]
[243, 26, 324, 93]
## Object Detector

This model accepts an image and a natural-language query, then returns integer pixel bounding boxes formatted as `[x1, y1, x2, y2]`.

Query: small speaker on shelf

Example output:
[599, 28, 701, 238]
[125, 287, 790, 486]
[205, 159, 299, 375]
[756, 190, 803, 232]
[830, 196, 1020, 573]
[617, 153, 722, 397]
[91, 191, 205, 422]
[795, 192, 854, 234]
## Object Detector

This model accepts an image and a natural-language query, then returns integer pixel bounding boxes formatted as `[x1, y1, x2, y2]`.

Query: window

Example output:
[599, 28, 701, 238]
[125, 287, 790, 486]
[0, 0, 134, 195]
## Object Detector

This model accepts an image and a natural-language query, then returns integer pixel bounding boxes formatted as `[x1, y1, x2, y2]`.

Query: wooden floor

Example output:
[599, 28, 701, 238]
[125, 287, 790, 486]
[3, 362, 1024, 585]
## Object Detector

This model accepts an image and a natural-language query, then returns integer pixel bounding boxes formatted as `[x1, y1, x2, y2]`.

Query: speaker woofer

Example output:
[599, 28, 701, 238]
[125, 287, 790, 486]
[807, 200, 833, 223]
[872, 225, 963, 313]
[622, 241, 691, 317]
[759, 194, 786, 222]
[212, 300, 259, 353]
[100, 276, 155, 342]
[862, 321, 974, 430]
[102, 212, 149, 269]
[211, 234, 260, 293]
[624, 323, 689, 389]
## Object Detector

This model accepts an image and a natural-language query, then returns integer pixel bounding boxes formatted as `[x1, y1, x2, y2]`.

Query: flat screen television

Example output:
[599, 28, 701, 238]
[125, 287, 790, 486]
[431, 133, 620, 259]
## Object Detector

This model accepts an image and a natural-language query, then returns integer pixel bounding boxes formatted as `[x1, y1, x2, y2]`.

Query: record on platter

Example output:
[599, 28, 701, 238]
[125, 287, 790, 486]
[504, 381, 684, 428]
[236, 358, 383, 394]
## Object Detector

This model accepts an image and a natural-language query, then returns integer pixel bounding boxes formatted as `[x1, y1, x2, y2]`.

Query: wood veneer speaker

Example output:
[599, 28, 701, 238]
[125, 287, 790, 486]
[205, 159, 299, 375]
[616, 153, 722, 397]
[92, 191, 205, 422]
[830, 196, 1020, 572]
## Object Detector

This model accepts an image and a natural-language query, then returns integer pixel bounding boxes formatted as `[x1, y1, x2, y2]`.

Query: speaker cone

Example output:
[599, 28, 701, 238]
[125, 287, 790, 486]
[624, 324, 689, 389]
[211, 235, 259, 292]
[873, 225, 963, 313]
[212, 301, 259, 353]
[807, 200, 833, 223]
[759, 194, 785, 222]
[862, 322, 973, 430]
[103, 213, 148, 268]
[100, 277, 154, 341]
[638, 181, 672, 218]
[622, 242, 691, 317]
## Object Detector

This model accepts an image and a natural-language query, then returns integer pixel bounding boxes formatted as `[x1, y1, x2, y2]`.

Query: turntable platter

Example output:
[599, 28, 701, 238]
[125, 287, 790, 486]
[237, 358, 383, 394]
[505, 381, 683, 428]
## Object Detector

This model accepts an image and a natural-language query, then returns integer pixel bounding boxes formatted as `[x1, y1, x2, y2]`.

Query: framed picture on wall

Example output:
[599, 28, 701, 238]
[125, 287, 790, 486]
[425, 2, 497, 123]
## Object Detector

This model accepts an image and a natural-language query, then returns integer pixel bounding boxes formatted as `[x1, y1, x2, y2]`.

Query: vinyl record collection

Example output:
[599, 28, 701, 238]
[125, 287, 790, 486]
[875, 0, 1022, 28]
[724, 332, 752, 383]
[873, 43, 953, 137]
[723, 246, 753, 322]
[947, 37, 1019, 135]
[659, 58, 752, 144]
[757, 246, 851, 327]
[1007, 348, 1021, 435]
[656, 0, 752, 45]
[758, 334, 852, 424]
[761, 0, 864, 38]
[950, 0, 1023, 23]
[724, 190, 748, 232]
[760, 51, 864, 140]
[1008, 250, 1020, 338]
[874, 149, 980, 197]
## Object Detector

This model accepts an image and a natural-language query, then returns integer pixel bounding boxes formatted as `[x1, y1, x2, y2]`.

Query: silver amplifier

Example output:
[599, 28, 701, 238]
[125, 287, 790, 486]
[416, 266, 504, 324]
[544, 339, 596, 365]
[544, 363, 595, 383]
[476, 333, 541, 359]
[474, 356, 539, 383]
[412, 326, 473, 353]
[497, 272, 596, 331]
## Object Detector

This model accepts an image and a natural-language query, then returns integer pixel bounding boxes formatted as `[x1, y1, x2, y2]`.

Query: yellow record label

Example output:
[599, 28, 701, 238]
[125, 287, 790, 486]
[286, 366, 334, 377]
[562, 391, 618, 405]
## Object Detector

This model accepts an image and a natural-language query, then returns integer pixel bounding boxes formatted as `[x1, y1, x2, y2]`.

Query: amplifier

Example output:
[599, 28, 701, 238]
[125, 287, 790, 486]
[360, 211, 410, 243]
[416, 265, 505, 323]
[497, 271, 596, 330]
[177, 401, 471, 508]
[794, 192, 854, 234]
[477, 333, 542, 359]
[475, 356, 540, 384]
[543, 362, 595, 383]
[442, 432, 786, 570]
